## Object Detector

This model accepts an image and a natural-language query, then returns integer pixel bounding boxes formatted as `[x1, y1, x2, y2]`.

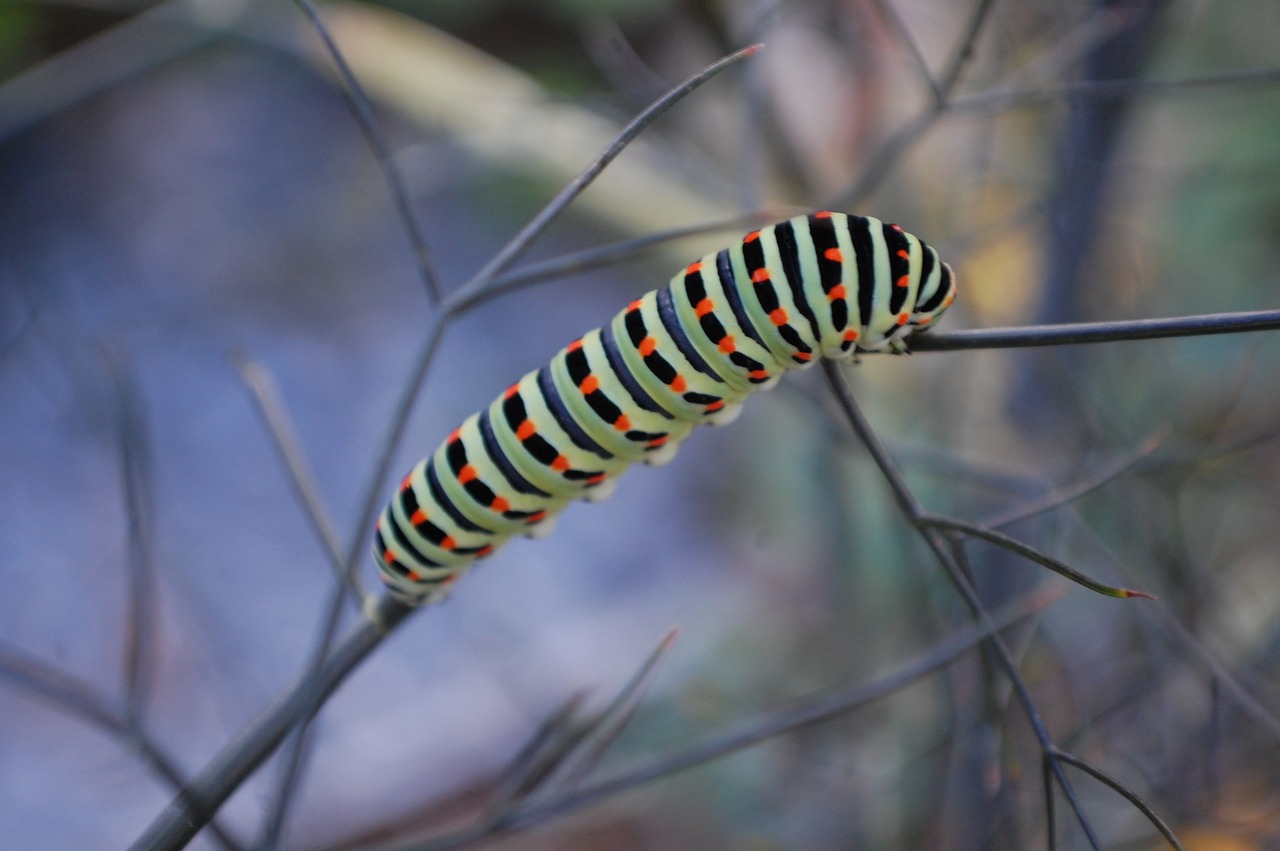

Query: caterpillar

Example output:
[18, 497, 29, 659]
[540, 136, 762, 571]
[374, 211, 957, 604]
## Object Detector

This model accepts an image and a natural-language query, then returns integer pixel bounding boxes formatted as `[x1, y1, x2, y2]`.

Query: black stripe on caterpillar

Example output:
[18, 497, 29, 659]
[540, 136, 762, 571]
[374, 211, 957, 604]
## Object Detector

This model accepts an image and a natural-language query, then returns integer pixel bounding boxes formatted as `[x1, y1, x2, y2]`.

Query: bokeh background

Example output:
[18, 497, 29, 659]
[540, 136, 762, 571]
[2, 0, 1280, 848]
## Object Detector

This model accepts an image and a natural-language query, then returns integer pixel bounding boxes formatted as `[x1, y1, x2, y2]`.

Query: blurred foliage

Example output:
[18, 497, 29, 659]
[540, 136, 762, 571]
[0, 4, 42, 75]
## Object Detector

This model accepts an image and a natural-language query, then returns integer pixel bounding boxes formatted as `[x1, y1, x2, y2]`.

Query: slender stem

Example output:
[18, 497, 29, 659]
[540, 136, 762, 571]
[1049, 750, 1185, 850]
[128, 595, 415, 851]
[345, 314, 446, 595]
[920, 514, 1155, 599]
[257, 574, 352, 846]
[821, 362, 1106, 850]
[826, 0, 995, 210]
[980, 430, 1167, 528]
[547, 627, 682, 793]
[865, 0, 943, 102]
[0, 646, 245, 850]
[234, 354, 363, 604]
[948, 65, 1280, 114]
[911, 309, 1280, 351]
[289, 0, 442, 303]
[100, 347, 157, 724]
[443, 44, 763, 314]
[449, 211, 773, 315]
[417, 589, 1058, 851]
[937, 0, 997, 96]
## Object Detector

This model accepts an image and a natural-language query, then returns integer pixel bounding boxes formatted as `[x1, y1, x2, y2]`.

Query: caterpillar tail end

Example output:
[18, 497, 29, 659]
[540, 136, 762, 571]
[378, 574, 458, 607]
[371, 538, 465, 607]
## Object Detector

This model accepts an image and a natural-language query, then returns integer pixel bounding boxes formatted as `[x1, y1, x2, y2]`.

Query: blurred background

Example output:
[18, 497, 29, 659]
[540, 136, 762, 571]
[1, 0, 1279, 848]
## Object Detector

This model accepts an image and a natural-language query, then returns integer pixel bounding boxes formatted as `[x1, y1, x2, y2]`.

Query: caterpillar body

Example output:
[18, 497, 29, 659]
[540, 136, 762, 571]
[374, 211, 957, 604]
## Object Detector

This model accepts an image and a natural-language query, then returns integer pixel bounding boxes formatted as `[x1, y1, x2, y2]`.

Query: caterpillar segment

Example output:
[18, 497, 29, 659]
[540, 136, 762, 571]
[374, 212, 957, 603]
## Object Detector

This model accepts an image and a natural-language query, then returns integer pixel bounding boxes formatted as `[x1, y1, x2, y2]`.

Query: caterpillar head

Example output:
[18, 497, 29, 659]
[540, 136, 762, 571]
[889, 259, 957, 353]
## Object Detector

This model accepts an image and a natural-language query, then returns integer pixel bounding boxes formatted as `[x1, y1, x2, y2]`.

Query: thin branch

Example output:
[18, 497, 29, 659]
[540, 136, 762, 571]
[0, 643, 131, 735]
[826, 109, 938, 212]
[99, 346, 157, 723]
[1146, 421, 1280, 473]
[547, 627, 681, 793]
[481, 693, 590, 824]
[0, 645, 245, 850]
[481, 628, 679, 823]
[1046, 509, 1280, 741]
[258, 580, 361, 847]
[447, 211, 777, 315]
[233, 352, 363, 604]
[229, 8, 460, 808]
[920, 514, 1156, 600]
[289, 0, 442, 303]
[825, 0, 1001, 209]
[415, 587, 1061, 851]
[827, 8, 1249, 212]
[866, 0, 943, 102]
[443, 44, 763, 314]
[820, 361, 1107, 851]
[0, 0, 242, 142]
[1145, 601, 1280, 741]
[910, 309, 1280, 351]
[936, 0, 997, 96]
[128, 594, 416, 851]
[1049, 750, 1185, 851]
[345, 314, 446, 595]
[980, 429, 1168, 528]
[949, 65, 1280, 114]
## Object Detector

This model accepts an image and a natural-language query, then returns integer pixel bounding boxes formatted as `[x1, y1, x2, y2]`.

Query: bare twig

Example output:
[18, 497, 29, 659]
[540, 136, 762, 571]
[481, 627, 680, 821]
[233, 352, 363, 604]
[825, 0, 1001, 209]
[547, 627, 681, 793]
[920, 514, 1156, 600]
[481, 693, 591, 823]
[345, 315, 447, 595]
[128, 594, 416, 851]
[911, 309, 1280, 351]
[949, 65, 1280, 114]
[821, 361, 1107, 850]
[257, 578, 354, 847]
[936, 0, 996, 96]
[99, 346, 157, 723]
[289, 0, 442, 303]
[1048, 749, 1185, 851]
[865, 0, 943, 102]
[414, 587, 1062, 851]
[230, 22, 465, 812]
[0, 645, 245, 850]
[981, 429, 1168, 528]
[447, 211, 776, 315]
[443, 44, 763, 313]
